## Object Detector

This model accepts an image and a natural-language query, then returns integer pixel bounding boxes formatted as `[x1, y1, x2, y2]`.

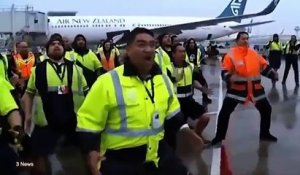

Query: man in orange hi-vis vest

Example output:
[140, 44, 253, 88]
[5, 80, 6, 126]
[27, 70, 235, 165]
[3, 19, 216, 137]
[211, 32, 278, 146]
[11, 41, 37, 96]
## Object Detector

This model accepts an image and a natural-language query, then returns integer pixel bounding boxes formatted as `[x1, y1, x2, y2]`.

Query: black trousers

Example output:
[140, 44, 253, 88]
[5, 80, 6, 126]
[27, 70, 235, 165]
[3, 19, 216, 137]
[282, 55, 299, 84]
[100, 141, 187, 175]
[214, 97, 272, 140]
[0, 137, 20, 175]
[197, 69, 209, 100]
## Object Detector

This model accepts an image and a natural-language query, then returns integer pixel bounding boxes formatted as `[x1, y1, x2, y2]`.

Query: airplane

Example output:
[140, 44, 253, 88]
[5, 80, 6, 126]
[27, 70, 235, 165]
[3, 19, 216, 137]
[46, 0, 280, 44]
[214, 29, 292, 46]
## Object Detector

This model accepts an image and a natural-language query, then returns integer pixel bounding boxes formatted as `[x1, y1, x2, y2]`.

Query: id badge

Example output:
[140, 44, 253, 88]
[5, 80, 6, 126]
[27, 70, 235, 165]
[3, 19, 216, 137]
[58, 85, 69, 95]
[152, 112, 161, 129]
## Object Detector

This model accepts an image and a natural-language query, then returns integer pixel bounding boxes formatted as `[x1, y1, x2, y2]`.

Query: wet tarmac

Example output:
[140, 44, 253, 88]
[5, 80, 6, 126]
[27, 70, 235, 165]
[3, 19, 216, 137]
[184, 59, 300, 175]
[20, 59, 300, 175]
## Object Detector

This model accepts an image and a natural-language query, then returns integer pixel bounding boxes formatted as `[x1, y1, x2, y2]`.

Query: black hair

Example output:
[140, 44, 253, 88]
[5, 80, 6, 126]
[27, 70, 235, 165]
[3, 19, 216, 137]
[235, 31, 249, 41]
[127, 27, 154, 46]
[45, 34, 64, 54]
[171, 35, 177, 43]
[50, 33, 63, 40]
[157, 33, 170, 46]
[273, 33, 279, 38]
[171, 43, 183, 53]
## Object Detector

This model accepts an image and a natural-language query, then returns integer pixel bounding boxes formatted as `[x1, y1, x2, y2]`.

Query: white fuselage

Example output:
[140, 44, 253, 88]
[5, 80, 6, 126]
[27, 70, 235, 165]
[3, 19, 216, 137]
[48, 16, 242, 44]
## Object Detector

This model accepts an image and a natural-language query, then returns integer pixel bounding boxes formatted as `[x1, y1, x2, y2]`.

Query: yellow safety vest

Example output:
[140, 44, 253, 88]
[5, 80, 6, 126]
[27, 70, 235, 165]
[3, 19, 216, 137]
[154, 47, 172, 74]
[284, 42, 300, 55]
[0, 54, 8, 80]
[77, 64, 180, 166]
[175, 63, 194, 98]
[269, 41, 283, 51]
[27, 61, 88, 126]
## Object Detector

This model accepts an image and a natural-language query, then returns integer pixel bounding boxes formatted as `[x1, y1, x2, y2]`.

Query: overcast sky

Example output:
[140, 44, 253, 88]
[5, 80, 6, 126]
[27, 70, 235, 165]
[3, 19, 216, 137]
[0, 0, 298, 35]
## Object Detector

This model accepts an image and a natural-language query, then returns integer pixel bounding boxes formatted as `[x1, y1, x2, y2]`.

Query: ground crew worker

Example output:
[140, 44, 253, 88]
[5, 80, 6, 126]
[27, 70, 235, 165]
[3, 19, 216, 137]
[155, 33, 174, 79]
[185, 38, 212, 105]
[66, 34, 102, 88]
[0, 78, 24, 175]
[211, 32, 278, 146]
[171, 35, 179, 46]
[63, 36, 73, 58]
[172, 43, 212, 145]
[9, 41, 37, 97]
[0, 53, 9, 80]
[282, 35, 300, 86]
[76, 28, 202, 175]
[265, 34, 283, 86]
[96, 39, 120, 73]
[22, 35, 89, 175]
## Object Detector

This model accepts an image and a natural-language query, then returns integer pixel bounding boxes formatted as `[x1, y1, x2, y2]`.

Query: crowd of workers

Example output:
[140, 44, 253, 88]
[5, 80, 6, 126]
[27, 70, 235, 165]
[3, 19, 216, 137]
[0, 28, 298, 175]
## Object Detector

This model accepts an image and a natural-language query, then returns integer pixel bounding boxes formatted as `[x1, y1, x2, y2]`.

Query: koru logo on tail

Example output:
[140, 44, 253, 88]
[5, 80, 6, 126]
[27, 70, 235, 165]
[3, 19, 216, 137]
[231, 0, 243, 16]
[274, 0, 279, 6]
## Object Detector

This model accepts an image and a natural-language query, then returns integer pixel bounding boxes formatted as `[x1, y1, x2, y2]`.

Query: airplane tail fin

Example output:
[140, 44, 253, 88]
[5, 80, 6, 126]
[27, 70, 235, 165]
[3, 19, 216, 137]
[217, 0, 248, 22]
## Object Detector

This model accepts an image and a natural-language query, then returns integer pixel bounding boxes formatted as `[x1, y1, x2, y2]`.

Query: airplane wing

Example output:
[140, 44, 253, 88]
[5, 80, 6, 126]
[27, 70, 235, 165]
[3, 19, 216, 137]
[151, 0, 280, 35]
[229, 20, 275, 29]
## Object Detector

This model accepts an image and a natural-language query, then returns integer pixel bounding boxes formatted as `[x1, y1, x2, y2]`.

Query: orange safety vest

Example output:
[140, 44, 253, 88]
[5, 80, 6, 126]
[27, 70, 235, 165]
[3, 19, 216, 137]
[222, 46, 268, 104]
[99, 49, 115, 71]
[14, 52, 35, 80]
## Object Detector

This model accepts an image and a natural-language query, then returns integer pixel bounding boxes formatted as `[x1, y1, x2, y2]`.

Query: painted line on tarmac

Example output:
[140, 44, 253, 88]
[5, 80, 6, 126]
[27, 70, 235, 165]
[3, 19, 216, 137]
[210, 74, 223, 175]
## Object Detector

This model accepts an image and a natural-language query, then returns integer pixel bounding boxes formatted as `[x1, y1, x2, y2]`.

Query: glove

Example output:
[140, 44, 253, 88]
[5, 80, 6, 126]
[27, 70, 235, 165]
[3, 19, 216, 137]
[7, 125, 26, 151]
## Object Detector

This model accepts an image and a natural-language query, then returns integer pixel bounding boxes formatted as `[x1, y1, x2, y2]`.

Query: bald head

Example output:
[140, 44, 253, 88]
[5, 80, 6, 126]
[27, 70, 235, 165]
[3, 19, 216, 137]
[62, 36, 72, 50]
[16, 41, 29, 58]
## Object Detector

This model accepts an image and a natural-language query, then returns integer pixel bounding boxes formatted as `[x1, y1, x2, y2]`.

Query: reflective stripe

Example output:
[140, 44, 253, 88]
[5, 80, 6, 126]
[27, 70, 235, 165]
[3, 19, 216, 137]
[70, 52, 75, 62]
[110, 70, 127, 130]
[162, 74, 173, 108]
[48, 86, 58, 92]
[166, 108, 180, 120]
[177, 92, 193, 98]
[74, 65, 83, 95]
[157, 48, 163, 69]
[226, 93, 247, 101]
[105, 70, 171, 137]
[231, 75, 261, 82]
[76, 127, 100, 133]
[224, 72, 230, 77]
[254, 95, 266, 101]
[105, 126, 163, 137]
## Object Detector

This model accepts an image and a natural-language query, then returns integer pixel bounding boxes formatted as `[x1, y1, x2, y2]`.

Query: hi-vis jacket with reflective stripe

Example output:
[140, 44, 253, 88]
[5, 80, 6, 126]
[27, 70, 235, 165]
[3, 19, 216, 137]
[185, 49, 202, 68]
[76, 63, 181, 166]
[155, 47, 172, 74]
[284, 41, 300, 55]
[222, 46, 275, 103]
[175, 63, 194, 98]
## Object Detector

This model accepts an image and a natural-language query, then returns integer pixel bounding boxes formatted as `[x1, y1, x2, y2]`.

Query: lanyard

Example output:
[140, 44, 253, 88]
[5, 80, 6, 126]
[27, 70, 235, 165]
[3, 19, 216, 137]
[49, 62, 66, 83]
[143, 78, 155, 104]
